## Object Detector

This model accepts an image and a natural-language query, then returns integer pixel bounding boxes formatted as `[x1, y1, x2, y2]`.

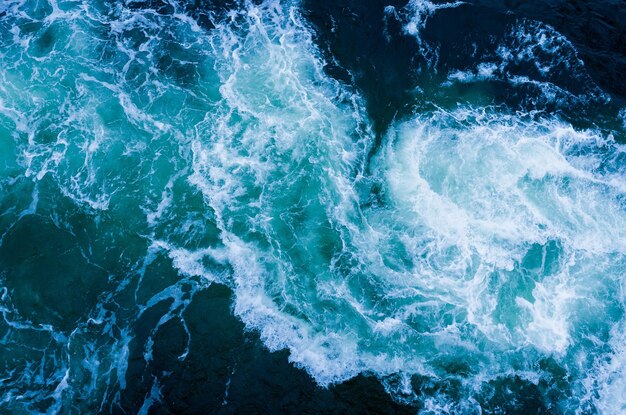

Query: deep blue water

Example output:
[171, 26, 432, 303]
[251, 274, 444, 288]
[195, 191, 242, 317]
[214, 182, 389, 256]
[1, 0, 626, 413]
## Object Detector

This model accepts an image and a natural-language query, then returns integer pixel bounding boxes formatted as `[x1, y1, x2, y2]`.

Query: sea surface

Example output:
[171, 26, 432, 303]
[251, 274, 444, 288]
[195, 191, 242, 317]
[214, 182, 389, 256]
[1, 0, 626, 413]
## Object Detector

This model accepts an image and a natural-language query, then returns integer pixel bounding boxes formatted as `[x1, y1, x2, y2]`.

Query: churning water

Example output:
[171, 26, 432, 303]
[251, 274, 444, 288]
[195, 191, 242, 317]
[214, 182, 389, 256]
[1, 0, 626, 413]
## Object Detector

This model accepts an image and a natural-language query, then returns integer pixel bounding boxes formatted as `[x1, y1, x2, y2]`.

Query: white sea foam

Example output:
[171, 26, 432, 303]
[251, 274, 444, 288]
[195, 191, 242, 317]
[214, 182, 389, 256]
[385, 0, 464, 69]
[401, 0, 464, 37]
[442, 19, 610, 107]
[593, 326, 626, 415]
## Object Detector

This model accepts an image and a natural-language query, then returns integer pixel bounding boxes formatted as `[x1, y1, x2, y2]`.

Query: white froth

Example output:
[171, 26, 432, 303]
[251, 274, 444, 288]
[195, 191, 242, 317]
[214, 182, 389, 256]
[444, 19, 609, 107]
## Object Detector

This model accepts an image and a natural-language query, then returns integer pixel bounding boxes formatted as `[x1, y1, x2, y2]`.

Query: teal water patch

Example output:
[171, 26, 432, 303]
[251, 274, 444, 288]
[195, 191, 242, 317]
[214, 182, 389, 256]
[0, 0, 625, 413]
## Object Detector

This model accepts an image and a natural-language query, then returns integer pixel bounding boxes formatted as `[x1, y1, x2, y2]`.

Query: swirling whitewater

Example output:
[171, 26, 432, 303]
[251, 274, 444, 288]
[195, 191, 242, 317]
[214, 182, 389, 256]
[0, 0, 625, 413]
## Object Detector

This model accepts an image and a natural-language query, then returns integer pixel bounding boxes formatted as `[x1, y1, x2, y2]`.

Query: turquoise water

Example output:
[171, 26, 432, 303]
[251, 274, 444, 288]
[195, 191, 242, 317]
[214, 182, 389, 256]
[1, 0, 626, 413]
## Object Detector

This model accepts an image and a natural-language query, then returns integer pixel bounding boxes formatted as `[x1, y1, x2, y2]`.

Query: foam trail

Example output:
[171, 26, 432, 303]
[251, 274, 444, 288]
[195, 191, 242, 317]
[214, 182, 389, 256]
[402, 0, 464, 36]
[385, 0, 464, 69]
[442, 19, 609, 108]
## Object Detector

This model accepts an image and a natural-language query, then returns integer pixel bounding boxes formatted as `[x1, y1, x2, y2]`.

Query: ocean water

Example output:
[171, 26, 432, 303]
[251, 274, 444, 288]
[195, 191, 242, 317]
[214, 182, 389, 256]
[1, 0, 625, 413]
